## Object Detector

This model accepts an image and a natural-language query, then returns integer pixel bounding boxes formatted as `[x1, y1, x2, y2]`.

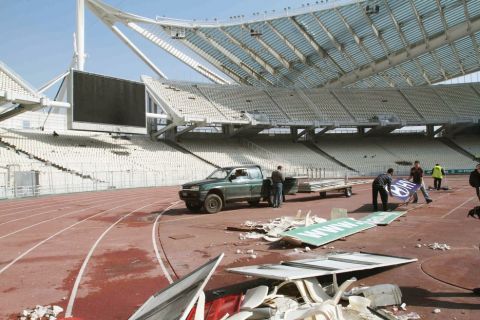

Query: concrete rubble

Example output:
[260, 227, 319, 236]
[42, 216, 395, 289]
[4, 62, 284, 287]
[19, 305, 63, 320]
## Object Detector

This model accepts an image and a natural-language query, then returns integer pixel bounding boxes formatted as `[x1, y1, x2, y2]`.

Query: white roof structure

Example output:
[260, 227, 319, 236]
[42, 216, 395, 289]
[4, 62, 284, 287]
[0, 61, 70, 122]
[88, 0, 480, 88]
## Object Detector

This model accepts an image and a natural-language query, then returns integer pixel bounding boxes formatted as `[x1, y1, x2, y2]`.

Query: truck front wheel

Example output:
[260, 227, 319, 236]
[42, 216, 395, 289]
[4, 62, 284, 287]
[186, 201, 203, 212]
[345, 187, 352, 197]
[204, 194, 223, 214]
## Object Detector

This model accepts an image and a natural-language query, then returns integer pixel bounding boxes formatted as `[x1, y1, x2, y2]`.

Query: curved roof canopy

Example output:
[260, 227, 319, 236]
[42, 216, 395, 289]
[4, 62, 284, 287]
[88, 0, 480, 88]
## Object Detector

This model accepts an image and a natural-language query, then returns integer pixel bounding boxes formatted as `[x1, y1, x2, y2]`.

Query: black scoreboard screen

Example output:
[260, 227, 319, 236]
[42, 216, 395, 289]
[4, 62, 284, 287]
[71, 70, 146, 133]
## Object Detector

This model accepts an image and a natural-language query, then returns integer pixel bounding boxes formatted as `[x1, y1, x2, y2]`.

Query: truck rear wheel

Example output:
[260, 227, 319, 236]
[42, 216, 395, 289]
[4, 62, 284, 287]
[204, 194, 223, 214]
[248, 199, 261, 207]
[186, 201, 202, 212]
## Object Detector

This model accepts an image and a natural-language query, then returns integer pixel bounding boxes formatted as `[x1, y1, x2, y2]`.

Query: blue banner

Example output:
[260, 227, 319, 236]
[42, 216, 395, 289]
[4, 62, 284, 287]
[388, 179, 421, 201]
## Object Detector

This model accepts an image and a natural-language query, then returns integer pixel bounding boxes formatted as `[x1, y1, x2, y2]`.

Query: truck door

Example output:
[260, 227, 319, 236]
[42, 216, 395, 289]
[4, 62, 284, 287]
[225, 169, 251, 201]
[247, 167, 263, 199]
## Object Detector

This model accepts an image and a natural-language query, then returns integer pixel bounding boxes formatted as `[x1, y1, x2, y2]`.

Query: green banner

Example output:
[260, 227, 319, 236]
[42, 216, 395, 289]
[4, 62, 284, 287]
[360, 211, 406, 226]
[280, 218, 375, 247]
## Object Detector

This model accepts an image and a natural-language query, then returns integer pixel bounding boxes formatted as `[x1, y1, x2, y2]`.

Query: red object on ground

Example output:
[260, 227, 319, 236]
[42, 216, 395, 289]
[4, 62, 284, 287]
[187, 293, 243, 320]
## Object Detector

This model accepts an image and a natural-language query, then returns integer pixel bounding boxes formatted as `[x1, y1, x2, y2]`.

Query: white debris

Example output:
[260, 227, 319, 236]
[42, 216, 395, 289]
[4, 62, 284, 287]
[35, 305, 48, 317]
[304, 246, 311, 252]
[428, 243, 451, 250]
[400, 302, 407, 310]
[328, 246, 335, 249]
[246, 249, 255, 254]
[397, 312, 421, 320]
[433, 308, 441, 314]
[239, 232, 264, 240]
[415, 244, 422, 248]
[19, 305, 63, 320]
[240, 212, 327, 241]
[236, 249, 243, 254]
[293, 248, 302, 253]
[250, 254, 257, 259]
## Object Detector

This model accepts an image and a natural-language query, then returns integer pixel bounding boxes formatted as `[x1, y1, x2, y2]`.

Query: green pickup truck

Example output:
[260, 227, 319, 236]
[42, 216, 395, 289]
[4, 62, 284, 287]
[179, 165, 297, 213]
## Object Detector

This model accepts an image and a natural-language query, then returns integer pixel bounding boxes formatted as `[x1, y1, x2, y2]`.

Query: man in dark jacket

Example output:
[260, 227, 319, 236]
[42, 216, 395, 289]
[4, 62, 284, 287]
[372, 168, 394, 211]
[409, 160, 432, 204]
[271, 165, 285, 208]
[470, 164, 480, 201]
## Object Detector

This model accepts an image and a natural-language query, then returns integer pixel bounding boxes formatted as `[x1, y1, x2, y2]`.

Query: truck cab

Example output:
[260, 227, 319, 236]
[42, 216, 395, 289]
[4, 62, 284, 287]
[179, 165, 265, 213]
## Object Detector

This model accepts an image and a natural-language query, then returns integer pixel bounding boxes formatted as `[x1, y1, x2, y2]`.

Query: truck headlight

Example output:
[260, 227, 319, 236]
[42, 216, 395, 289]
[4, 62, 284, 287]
[190, 185, 200, 191]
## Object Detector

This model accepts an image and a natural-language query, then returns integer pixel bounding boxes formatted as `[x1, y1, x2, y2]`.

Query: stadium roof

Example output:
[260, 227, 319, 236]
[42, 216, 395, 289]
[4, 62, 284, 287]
[88, 0, 480, 88]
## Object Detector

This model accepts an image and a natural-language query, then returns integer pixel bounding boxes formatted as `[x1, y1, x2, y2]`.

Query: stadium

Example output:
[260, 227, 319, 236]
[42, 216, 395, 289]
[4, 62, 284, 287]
[0, 0, 479, 319]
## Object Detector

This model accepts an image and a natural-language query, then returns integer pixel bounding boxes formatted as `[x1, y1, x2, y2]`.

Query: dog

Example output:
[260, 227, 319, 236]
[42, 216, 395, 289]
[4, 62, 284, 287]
[467, 206, 480, 219]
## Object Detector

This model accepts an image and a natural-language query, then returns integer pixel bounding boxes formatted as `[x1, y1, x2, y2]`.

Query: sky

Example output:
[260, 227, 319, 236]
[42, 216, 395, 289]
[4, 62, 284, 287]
[0, 0, 309, 97]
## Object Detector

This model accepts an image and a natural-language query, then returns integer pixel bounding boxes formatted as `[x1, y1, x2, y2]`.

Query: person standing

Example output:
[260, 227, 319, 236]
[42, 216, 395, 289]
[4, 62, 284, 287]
[271, 165, 285, 208]
[372, 168, 394, 212]
[431, 163, 446, 190]
[409, 161, 433, 204]
[469, 164, 480, 201]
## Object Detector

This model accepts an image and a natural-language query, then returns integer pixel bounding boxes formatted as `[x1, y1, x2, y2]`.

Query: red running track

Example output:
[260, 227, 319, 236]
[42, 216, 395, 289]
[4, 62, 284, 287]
[0, 177, 479, 319]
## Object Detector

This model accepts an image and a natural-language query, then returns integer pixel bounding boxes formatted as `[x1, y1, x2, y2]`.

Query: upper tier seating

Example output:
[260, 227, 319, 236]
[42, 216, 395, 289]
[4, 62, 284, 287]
[145, 78, 480, 125]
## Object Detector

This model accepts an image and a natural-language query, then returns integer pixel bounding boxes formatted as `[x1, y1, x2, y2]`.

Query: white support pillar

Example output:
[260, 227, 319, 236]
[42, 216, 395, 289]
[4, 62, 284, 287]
[76, 0, 85, 70]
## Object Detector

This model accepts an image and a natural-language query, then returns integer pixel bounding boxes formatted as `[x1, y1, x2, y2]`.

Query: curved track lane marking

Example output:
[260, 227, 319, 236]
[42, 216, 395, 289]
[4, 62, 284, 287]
[152, 201, 181, 284]
[0, 194, 158, 275]
[65, 198, 174, 318]
[0, 192, 154, 240]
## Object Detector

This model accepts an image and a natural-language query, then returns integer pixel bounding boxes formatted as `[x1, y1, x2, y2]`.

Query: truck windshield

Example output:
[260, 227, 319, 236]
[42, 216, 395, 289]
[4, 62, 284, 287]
[207, 168, 230, 179]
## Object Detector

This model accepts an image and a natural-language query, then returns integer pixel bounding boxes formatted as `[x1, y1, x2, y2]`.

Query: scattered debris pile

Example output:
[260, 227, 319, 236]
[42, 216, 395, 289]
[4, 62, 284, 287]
[428, 243, 451, 250]
[233, 210, 327, 242]
[19, 305, 63, 320]
[221, 279, 421, 320]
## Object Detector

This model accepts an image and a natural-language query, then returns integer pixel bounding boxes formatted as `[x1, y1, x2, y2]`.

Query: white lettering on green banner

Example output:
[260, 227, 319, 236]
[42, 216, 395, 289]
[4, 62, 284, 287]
[360, 211, 406, 226]
[280, 218, 375, 247]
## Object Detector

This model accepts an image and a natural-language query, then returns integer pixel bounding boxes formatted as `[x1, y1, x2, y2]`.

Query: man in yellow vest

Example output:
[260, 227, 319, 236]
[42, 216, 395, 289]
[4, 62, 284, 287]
[431, 163, 445, 190]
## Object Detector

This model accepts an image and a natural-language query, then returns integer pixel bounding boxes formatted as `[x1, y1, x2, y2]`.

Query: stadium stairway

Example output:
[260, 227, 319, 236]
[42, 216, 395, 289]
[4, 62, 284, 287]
[438, 137, 478, 161]
[301, 141, 358, 173]
[0, 138, 107, 184]
[163, 139, 220, 169]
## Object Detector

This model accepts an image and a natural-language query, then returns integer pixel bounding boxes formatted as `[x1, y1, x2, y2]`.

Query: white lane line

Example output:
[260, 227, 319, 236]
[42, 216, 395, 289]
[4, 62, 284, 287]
[441, 196, 476, 219]
[0, 202, 72, 218]
[152, 201, 181, 284]
[0, 206, 75, 226]
[0, 189, 153, 216]
[0, 192, 124, 218]
[0, 194, 157, 275]
[65, 199, 170, 318]
[0, 192, 149, 240]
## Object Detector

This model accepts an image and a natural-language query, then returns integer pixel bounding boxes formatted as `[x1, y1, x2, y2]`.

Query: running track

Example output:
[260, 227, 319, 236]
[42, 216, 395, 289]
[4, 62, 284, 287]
[0, 177, 479, 319]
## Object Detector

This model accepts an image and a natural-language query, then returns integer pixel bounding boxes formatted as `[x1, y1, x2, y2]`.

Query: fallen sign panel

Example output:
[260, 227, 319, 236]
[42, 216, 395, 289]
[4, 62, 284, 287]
[129, 254, 223, 320]
[280, 218, 375, 247]
[360, 211, 406, 226]
[227, 252, 417, 281]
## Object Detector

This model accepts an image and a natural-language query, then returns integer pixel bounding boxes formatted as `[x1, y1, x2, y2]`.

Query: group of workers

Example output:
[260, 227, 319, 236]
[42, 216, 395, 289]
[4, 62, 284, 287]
[373, 161, 480, 211]
[271, 162, 480, 211]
